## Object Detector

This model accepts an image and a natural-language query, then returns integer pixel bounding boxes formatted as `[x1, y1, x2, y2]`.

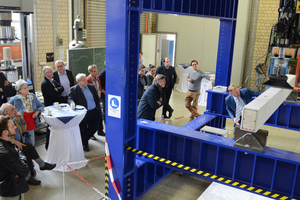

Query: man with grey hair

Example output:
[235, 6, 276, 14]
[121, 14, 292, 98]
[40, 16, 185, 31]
[137, 74, 165, 121]
[53, 60, 74, 103]
[41, 66, 64, 150]
[68, 73, 100, 152]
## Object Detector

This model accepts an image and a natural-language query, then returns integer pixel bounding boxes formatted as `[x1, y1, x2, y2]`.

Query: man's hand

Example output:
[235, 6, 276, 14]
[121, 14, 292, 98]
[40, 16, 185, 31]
[32, 111, 39, 118]
[157, 101, 161, 105]
[210, 77, 215, 81]
[101, 89, 106, 94]
[233, 118, 240, 125]
[3, 80, 9, 87]
[14, 141, 26, 150]
[187, 78, 193, 82]
[54, 88, 58, 92]
[16, 112, 24, 119]
[159, 97, 162, 101]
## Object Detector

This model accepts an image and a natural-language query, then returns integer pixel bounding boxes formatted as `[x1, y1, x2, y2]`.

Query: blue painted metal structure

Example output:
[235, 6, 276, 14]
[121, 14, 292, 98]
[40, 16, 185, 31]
[106, 0, 299, 199]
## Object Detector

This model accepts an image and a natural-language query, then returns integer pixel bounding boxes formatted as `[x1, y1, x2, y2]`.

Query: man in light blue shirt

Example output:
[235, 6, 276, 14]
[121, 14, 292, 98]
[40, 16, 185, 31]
[68, 73, 100, 152]
[186, 60, 215, 121]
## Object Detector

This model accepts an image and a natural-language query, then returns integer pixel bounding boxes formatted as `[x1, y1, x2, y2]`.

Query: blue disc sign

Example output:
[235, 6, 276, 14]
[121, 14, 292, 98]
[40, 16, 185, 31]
[110, 97, 119, 109]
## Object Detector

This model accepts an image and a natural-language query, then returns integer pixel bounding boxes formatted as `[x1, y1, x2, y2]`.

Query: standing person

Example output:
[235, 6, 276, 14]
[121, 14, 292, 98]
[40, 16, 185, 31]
[68, 73, 100, 152]
[137, 74, 165, 121]
[0, 68, 9, 106]
[185, 60, 215, 121]
[138, 65, 147, 103]
[98, 68, 106, 121]
[87, 65, 105, 137]
[53, 60, 75, 103]
[8, 80, 44, 145]
[0, 103, 56, 186]
[41, 66, 64, 106]
[225, 84, 261, 126]
[139, 51, 144, 65]
[0, 115, 29, 199]
[146, 65, 156, 86]
[156, 57, 177, 118]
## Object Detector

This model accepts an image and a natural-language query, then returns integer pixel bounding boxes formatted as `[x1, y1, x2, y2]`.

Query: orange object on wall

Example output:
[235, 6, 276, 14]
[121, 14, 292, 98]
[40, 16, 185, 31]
[0, 44, 22, 61]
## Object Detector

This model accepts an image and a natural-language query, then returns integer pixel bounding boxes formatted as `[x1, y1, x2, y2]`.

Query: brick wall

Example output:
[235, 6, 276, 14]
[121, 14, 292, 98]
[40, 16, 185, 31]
[33, 0, 69, 91]
[249, 0, 279, 88]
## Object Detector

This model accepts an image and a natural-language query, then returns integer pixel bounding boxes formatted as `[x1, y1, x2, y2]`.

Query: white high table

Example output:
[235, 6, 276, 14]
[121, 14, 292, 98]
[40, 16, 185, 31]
[41, 105, 87, 172]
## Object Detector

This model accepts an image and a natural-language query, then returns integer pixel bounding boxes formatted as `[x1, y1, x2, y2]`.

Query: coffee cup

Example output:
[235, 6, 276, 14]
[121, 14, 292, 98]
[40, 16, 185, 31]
[45, 108, 51, 115]
[71, 103, 75, 110]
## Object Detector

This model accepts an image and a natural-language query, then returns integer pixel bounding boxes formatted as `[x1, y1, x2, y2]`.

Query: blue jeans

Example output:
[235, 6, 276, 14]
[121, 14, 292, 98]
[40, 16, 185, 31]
[23, 130, 35, 146]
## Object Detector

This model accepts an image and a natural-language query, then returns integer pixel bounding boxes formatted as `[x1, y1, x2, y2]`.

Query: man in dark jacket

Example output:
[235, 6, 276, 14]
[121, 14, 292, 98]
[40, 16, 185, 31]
[138, 64, 147, 103]
[98, 69, 106, 121]
[41, 66, 64, 107]
[137, 74, 165, 121]
[0, 115, 29, 199]
[53, 60, 75, 103]
[68, 73, 100, 152]
[156, 57, 177, 118]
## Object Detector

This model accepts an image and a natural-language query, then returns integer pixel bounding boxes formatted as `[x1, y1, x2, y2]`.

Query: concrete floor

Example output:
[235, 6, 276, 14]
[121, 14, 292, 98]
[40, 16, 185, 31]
[25, 89, 300, 200]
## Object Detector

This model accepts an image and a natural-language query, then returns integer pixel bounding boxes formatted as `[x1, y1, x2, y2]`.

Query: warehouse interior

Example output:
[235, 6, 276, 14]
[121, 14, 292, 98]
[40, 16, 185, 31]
[1, 0, 300, 199]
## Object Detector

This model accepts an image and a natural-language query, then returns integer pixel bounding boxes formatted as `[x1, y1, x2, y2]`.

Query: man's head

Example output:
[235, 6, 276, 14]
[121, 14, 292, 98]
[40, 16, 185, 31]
[0, 115, 16, 139]
[228, 84, 240, 97]
[153, 74, 166, 88]
[0, 103, 17, 119]
[76, 73, 87, 88]
[164, 57, 170, 68]
[55, 60, 65, 74]
[139, 51, 143, 58]
[88, 64, 98, 78]
[138, 64, 146, 76]
[149, 65, 156, 76]
[191, 60, 199, 71]
[43, 66, 54, 79]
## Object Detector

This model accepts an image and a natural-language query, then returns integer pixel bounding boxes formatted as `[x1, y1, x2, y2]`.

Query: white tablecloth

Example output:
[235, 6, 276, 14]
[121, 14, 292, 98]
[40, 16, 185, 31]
[42, 106, 87, 172]
[198, 78, 213, 106]
[176, 64, 194, 93]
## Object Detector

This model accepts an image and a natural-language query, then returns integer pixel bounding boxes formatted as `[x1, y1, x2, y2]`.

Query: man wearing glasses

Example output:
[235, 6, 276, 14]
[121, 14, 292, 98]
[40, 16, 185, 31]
[53, 60, 75, 103]
[186, 60, 215, 121]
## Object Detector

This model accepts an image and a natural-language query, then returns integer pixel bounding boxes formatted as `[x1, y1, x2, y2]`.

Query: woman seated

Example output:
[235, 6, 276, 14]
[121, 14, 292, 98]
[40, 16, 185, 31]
[8, 79, 44, 145]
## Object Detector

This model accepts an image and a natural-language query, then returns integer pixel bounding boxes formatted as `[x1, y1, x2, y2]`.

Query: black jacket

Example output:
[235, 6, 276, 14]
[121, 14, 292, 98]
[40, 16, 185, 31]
[53, 69, 75, 88]
[98, 69, 106, 90]
[138, 75, 147, 100]
[137, 84, 163, 120]
[146, 74, 154, 86]
[0, 139, 29, 197]
[156, 66, 177, 89]
[41, 77, 64, 106]
[68, 84, 100, 110]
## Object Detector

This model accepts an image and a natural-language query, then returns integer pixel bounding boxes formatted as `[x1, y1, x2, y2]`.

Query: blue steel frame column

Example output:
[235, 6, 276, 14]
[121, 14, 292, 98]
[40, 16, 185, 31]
[106, 0, 141, 199]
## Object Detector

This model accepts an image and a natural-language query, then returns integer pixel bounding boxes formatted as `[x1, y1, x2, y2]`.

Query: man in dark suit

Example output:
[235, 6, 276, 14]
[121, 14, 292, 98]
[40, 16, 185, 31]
[156, 57, 177, 118]
[68, 73, 100, 152]
[98, 69, 106, 121]
[138, 64, 147, 103]
[41, 66, 64, 150]
[53, 60, 75, 103]
[41, 66, 64, 107]
[225, 84, 261, 125]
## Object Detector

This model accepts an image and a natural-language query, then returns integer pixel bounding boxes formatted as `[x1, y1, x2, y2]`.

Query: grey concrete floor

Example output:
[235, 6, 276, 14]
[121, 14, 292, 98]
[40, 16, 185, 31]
[25, 89, 300, 200]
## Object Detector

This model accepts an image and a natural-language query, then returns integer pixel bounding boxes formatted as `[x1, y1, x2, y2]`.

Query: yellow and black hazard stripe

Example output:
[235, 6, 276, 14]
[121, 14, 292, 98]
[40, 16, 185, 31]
[105, 155, 109, 198]
[126, 146, 297, 200]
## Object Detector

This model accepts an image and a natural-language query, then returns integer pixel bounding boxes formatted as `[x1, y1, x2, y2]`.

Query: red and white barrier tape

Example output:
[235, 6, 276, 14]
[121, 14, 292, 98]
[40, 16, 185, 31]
[105, 138, 122, 200]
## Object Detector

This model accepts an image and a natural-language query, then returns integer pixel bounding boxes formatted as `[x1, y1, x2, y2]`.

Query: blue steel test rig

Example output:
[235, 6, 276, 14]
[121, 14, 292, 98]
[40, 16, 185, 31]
[106, 0, 300, 199]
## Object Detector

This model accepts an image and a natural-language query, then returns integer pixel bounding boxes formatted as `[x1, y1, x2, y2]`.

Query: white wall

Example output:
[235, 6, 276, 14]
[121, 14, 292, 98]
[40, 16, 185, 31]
[157, 0, 252, 86]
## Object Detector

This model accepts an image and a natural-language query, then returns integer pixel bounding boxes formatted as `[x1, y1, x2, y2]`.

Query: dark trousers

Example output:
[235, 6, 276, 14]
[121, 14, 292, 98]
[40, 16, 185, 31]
[45, 127, 50, 150]
[101, 94, 105, 122]
[162, 87, 173, 116]
[21, 143, 39, 171]
[98, 104, 104, 134]
[79, 108, 99, 147]
[59, 96, 68, 104]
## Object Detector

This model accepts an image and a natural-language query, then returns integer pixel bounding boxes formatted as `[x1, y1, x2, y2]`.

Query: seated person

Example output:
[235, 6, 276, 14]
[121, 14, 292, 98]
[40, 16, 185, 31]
[0, 103, 56, 185]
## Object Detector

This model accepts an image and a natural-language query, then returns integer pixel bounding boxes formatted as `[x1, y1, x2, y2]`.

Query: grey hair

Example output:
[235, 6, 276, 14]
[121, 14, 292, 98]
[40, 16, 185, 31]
[42, 66, 52, 75]
[15, 79, 28, 92]
[0, 103, 8, 115]
[75, 73, 86, 83]
[88, 64, 97, 72]
[55, 60, 64, 66]
[153, 74, 166, 85]
[139, 64, 146, 71]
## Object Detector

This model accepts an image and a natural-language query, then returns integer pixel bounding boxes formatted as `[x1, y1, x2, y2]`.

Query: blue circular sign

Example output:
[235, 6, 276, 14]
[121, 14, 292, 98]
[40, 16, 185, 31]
[110, 97, 119, 109]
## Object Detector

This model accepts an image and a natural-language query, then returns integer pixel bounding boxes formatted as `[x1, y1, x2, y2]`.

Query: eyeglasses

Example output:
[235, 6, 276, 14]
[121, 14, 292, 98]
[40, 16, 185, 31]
[192, 64, 197, 66]
[56, 65, 64, 68]
[92, 70, 98, 73]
